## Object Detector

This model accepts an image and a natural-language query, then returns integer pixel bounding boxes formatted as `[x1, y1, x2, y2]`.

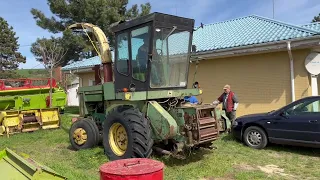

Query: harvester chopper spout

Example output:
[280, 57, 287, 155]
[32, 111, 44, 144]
[67, 23, 113, 83]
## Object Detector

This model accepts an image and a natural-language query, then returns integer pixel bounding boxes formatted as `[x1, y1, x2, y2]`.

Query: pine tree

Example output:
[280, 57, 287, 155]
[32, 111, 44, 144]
[30, 0, 151, 66]
[312, 13, 320, 22]
[0, 17, 26, 78]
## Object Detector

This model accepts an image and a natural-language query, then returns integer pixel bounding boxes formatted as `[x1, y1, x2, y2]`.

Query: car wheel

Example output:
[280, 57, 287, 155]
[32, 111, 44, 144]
[243, 126, 268, 149]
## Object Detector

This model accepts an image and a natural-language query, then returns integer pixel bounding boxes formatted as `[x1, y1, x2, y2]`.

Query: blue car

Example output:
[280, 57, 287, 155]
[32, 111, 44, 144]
[232, 96, 320, 149]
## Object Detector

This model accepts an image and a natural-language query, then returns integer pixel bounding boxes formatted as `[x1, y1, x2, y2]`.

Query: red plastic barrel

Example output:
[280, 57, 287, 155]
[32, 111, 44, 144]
[99, 158, 164, 180]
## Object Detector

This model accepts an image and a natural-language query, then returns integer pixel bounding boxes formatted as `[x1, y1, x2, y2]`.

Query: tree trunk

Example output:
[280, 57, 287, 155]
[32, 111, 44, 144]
[49, 66, 53, 108]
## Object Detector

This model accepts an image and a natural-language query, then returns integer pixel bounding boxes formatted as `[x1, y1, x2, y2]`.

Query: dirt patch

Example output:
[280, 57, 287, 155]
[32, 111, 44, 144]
[257, 164, 296, 179]
[203, 164, 299, 180]
[233, 163, 256, 171]
[233, 163, 298, 179]
[268, 152, 282, 159]
[54, 143, 67, 149]
[200, 173, 235, 180]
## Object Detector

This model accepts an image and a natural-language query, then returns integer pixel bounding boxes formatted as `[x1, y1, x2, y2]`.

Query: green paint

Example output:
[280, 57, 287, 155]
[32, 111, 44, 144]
[147, 101, 178, 141]
[78, 85, 102, 92]
[147, 88, 201, 99]
[103, 82, 115, 100]
[105, 101, 145, 115]
[92, 113, 105, 124]
[115, 91, 147, 100]
[168, 108, 185, 127]
[0, 148, 67, 180]
[0, 88, 66, 111]
[113, 88, 202, 101]
[221, 110, 231, 130]
[78, 85, 103, 102]
[168, 108, 186, 142]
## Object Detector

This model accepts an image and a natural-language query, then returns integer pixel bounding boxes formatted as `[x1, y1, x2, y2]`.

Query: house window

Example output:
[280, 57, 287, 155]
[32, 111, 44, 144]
[89, 79, 95, 86]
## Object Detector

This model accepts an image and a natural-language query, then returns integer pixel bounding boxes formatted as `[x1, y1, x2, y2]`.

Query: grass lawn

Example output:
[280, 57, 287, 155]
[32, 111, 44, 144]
[1, 107, 320, 180]
[15, 69, 49, 78]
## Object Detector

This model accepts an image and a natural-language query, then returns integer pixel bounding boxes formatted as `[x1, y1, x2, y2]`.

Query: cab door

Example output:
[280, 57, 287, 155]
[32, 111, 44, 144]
[114, 24, 152, 93]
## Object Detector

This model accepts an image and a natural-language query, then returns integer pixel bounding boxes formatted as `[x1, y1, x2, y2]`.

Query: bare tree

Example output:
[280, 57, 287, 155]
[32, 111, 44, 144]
[31, 38, 67, 107]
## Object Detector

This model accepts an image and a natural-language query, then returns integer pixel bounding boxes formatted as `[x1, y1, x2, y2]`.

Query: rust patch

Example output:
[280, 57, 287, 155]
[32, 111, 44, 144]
[184, 112, 190, 122]
[169, 125, 175, 137]
[71, 117, 78, 123]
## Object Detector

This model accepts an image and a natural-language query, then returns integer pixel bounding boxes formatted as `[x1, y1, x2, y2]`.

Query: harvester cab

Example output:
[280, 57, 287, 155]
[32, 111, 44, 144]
[111, 13, 194, 92]
[68, 12, 228, 161]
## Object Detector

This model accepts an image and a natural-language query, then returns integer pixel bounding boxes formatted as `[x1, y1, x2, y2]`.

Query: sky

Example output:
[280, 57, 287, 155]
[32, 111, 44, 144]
[0, 0, 319, 69]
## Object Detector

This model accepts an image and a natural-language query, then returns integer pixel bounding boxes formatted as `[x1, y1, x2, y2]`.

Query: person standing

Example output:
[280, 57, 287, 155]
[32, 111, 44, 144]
[212, 84, 239, 126]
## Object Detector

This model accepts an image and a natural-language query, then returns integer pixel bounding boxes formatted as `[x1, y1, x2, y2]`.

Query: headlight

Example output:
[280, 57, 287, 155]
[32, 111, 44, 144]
[232, 120, 238, 126]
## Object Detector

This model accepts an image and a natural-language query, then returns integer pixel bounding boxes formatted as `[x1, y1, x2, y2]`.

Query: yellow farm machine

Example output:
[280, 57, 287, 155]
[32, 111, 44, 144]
[0, 78, 67, 137]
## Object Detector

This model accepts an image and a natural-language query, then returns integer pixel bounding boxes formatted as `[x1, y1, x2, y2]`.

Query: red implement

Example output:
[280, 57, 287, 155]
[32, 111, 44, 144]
[100, 158, 164, 180]
[0, 78, 57, 91]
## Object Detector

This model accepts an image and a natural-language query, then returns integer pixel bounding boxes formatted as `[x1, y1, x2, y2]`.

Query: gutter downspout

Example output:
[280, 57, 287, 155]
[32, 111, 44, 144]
[287, 41, 295, 102]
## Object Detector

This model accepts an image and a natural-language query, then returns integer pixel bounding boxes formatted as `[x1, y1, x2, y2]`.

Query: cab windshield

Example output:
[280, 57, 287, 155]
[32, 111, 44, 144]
[150, 27, 191, 88]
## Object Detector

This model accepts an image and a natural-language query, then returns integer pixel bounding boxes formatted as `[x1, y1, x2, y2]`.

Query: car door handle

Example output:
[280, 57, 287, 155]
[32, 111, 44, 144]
[309, 120, 318, 123]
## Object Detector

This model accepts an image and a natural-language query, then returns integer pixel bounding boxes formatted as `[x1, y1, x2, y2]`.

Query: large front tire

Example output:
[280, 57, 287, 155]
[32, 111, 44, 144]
[103, 108, 153, 161]
[69, 118, 100, 150]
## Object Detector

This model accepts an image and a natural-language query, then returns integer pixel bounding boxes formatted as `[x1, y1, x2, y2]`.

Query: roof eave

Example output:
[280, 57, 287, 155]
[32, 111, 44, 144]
[191, 35, 320, 61]
[62, 64, 102, 72]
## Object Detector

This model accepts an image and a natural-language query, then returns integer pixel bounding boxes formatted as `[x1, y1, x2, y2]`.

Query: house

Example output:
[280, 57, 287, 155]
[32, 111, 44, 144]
[61, 15, 320, 116]
[65, 77, 80, 106]
[61, 56, 107, 106]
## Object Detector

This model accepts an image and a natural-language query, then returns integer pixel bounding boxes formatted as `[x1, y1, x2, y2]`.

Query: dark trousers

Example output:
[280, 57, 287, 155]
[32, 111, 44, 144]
[226, 110, 236, 124]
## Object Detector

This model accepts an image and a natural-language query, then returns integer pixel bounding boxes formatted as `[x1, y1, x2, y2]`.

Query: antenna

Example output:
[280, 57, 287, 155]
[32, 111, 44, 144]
[175, 4, 177, 15]
[194, 23, 204, 31]
[272, 0, 275, 19]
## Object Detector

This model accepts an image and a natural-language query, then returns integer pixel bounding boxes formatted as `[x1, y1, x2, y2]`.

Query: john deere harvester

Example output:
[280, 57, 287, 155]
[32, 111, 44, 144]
[0, 78, 67, 137]
[68, 12, 230, 160]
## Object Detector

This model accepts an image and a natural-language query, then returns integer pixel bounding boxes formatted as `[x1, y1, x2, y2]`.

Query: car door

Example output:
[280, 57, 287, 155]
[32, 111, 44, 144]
[266, 98, 320, 143]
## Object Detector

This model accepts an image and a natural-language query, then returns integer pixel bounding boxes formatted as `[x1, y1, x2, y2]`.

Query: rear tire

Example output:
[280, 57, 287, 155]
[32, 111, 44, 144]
[103, 108, 153, 161]
[243, 126, 268, 149]
[69, 118, 100, 150]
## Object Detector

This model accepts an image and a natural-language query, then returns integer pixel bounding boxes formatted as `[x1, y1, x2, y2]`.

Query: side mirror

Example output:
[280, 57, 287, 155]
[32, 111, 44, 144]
[192, 45, 197, 53]
[279, 111, 288, 118]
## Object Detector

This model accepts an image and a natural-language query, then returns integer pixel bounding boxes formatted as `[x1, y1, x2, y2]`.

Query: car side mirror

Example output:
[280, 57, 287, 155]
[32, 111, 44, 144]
[279, 111, 288, 119]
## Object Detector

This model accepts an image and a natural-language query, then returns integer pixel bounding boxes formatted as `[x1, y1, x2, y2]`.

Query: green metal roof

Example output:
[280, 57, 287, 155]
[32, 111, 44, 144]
[61, 53, 115, 71]
[192, 15, 319, 52]
[300, 22, 320, 32]
[62, 56, 102, 70]
[62, 15, 320, 70]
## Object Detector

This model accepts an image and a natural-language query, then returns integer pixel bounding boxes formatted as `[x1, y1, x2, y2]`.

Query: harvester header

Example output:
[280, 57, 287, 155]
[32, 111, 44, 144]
[0, 78, 67, 137]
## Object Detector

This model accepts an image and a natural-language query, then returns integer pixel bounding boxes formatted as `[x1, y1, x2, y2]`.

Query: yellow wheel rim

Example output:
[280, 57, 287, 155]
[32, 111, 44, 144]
[73, 128, 87, 145]
[109, 123, 128, 156]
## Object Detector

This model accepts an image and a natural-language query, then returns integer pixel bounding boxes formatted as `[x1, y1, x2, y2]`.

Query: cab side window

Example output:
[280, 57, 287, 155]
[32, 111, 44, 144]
[116, 32, 129, 75]
[131, 26, 150, 82]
